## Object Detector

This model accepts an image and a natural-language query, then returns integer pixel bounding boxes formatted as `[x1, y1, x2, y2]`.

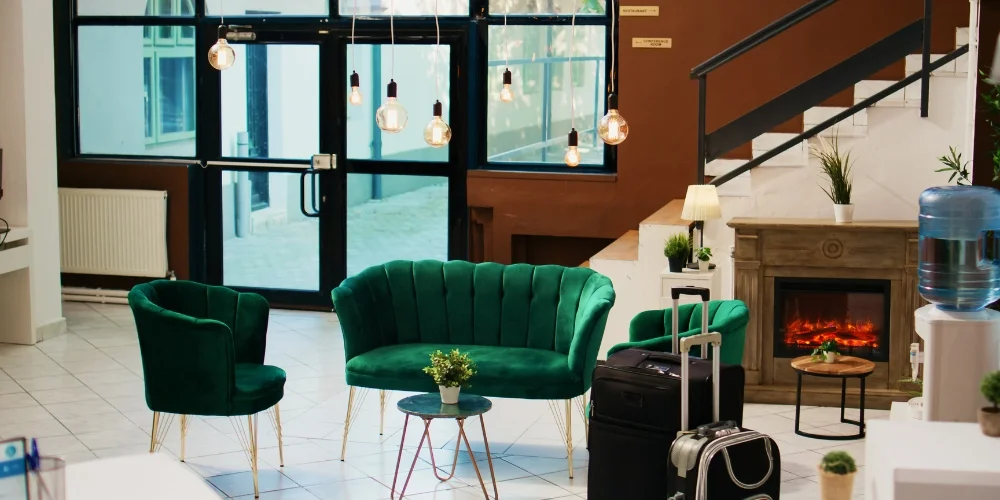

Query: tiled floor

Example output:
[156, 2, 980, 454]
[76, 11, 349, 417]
[0, 302, 883, 499]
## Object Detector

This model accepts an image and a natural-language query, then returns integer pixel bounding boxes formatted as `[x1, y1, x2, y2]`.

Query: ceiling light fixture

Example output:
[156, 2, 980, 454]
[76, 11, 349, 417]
[424, 0, 452, 147]
[564, 1, 581, 167]
[376, 0, 408, 133]
[499, 2, 513, 103]
[348, 0, 362, 106]
[208, 2, 235, 71]
[598, 0, 628, 145]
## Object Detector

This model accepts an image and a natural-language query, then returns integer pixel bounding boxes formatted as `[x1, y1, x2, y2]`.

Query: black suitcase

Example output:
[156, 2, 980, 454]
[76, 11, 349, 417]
[666, 333, 782, 500]
[587, 287, 746, 500]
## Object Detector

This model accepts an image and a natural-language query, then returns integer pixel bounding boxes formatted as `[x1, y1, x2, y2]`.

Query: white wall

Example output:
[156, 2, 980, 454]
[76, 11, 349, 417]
[0, 0, 65, 338]
[704, 76, 970, 300]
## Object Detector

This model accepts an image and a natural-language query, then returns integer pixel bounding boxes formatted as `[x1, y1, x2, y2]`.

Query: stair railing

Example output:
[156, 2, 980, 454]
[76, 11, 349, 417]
[691, 0, 935, 185]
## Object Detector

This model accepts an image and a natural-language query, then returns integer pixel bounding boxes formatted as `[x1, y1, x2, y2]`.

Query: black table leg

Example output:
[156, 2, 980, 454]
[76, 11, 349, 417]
[859, 376, 866, 438]
[840, 378, 847, 421]
[794, 372, 803, 436]
[794, 373, 868, 441]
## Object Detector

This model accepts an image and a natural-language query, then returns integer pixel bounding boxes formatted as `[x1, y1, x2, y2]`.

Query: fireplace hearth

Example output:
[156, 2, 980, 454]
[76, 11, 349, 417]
[773, 277, 890, 362]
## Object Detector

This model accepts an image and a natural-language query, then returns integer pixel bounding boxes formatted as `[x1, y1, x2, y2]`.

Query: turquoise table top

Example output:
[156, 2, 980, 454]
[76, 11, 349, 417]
[397, 393, 493, 419]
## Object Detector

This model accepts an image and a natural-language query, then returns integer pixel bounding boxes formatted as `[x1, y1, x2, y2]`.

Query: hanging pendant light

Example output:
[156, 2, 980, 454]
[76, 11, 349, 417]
[208, 26, 235, 71]
[425, 101, 452, 147]
[598, 0, 628, 145]
[376, 0, 407, 133]
[500, 69, 514, 103]
[565, 129, 582, 167]
[499, 2, 514, 102]
[348, 0, 362, 105]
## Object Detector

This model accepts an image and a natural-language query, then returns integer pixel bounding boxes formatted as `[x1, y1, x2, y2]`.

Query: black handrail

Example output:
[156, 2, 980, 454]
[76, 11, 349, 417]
[707, 44, 969, 188]
[690, 0, 839, 78]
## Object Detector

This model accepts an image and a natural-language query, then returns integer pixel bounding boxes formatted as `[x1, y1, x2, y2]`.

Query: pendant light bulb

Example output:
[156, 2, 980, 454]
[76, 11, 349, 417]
[208, 32, 236, 71]
[424, 101, 452, 148]
[349, 71, 363, 106]
[565, 129, 581, 167]
[499, 68, 514, 103]
[376, 80, 408, 133]
[598, 93, 629, 145]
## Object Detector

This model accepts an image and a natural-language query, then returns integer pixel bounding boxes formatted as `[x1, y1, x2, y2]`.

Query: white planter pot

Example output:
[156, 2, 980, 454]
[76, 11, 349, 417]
[439, 385, 460, 404]
[818, 469, 856, 500]
[698, 260, 710, 272]
[833, 204, 854, 223]
[908, 397, 924, 420]
[823, 352, 839, 364]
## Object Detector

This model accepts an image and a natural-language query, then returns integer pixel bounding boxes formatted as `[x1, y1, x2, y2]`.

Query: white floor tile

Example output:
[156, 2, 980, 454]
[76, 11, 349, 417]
[16, 375, 84, 392]
[306, 477, 392, 500]
[277, 459, 369, 487]
[209, 469, 301, 498]
[0, 392, 41, 409]
[29, 386, 101, 405]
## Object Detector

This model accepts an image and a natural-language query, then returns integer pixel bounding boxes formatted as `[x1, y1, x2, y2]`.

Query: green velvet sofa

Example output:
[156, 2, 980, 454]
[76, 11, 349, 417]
[333, 260, 615, 474]
[608, 300, 750, 365]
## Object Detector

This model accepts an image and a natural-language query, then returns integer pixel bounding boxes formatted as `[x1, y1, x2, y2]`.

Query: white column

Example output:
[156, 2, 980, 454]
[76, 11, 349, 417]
[965, 0, 981, 170]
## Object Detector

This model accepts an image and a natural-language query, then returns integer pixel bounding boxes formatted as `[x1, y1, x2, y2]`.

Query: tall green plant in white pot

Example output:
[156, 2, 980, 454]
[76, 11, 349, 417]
[812, 136, 855, 223]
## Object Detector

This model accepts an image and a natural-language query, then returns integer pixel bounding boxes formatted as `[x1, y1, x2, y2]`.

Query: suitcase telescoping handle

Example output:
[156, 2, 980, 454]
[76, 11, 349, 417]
[670, 286, 711, 355]
[680, 332, 722, 432]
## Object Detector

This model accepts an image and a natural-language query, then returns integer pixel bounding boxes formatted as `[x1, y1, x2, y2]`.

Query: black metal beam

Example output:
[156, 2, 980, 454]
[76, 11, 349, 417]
[921, 0, 932, 117]
[705, 20, 922, 163]
[708, 43, 969, 188]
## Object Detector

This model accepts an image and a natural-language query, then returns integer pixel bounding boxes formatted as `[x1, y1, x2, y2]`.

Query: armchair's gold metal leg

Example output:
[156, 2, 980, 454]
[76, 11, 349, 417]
[378, 390, 391, 436]
[547, 399, 576, 479]
[265, 404, 284, 467]
[249, 414, 259, 498]
[340, 387, 356, 461]
[179, 415, 188, 462]
[149, 412, 160, 453]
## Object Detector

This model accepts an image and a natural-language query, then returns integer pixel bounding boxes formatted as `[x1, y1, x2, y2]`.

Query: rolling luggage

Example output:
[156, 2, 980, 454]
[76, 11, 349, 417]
[666, 331, 782, 500]
[587, 287, 746, 500]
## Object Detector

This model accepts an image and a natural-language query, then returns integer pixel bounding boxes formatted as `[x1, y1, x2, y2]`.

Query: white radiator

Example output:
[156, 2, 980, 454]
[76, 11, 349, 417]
[59, 188, 169, 278]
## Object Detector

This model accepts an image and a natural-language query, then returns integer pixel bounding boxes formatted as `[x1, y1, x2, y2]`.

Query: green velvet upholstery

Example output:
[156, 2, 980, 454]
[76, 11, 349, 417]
[607, 300, 750, 366]
[333, 260, 615, 400]
[128, 280, 286, 417]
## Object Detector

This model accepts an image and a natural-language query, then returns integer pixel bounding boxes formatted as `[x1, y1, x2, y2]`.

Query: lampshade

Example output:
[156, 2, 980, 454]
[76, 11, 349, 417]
[681, 184, 722, 222]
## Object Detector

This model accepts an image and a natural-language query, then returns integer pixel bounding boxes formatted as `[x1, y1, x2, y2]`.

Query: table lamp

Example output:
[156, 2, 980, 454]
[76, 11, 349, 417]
[681, 184, 722, 270]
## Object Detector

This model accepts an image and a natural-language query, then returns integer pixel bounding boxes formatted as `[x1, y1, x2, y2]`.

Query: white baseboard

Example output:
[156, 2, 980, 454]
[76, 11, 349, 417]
[35, 317, 67, 342]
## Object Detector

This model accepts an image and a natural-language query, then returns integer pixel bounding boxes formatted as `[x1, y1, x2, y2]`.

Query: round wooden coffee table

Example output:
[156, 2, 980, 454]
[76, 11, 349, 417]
[791, 355, 875, 440]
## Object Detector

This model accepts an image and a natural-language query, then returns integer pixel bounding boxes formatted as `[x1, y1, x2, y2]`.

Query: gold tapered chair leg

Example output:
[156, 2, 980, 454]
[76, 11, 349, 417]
[148, 411, 175, 454]
[149, 412, 160, 453]
[274, 404, 284, 467]
[179, 415, 188, 462]
[229, 414, 262, 498]
[565, 399, 574, 477]
[341, 387, 356, 461]
[379, 390, 388, 436]
[249, 414, 259, 498]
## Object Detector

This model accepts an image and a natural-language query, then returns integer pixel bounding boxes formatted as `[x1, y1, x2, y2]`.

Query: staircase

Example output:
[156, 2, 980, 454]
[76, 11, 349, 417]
[590, 3, 971, 358]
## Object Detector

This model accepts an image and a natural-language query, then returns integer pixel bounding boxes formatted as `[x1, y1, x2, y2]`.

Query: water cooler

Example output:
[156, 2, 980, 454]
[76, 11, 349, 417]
[916, 186, 1000, 422]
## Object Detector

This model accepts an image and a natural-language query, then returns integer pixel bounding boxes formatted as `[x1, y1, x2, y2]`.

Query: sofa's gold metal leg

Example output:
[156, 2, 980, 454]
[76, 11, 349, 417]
[340, 387, 371, 461]
[228, 413, 261, 498]
[547, 399, 576, 478]
[149, 412, 160, 453]
[250, 414, 259, 498]
[179, 414, 187, 462]
[266, 404, 284, 467]
[379, 390, 387, 436]
[149, 412, 175, 454]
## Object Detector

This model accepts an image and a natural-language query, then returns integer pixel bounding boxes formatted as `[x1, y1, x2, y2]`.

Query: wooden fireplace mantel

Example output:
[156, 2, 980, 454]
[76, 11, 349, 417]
[728, 217, 923, 408]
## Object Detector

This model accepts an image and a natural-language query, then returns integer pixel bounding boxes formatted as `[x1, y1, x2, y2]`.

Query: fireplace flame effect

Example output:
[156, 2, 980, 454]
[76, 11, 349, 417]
[783, 317, 880, 348]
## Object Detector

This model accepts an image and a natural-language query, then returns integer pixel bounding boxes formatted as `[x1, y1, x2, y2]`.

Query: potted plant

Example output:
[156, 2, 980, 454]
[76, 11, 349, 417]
[812, 136, 854, 223]
[899, 377, 924, 420]
[811, 339, 840, 364]
[817, 451, 857, 500]
[935, 146, 971, 185]
[423, 349, 477, 404]
[695, 247, 712, 272]
[664, 233, 691, 273]
[979, 370, 1000, 437]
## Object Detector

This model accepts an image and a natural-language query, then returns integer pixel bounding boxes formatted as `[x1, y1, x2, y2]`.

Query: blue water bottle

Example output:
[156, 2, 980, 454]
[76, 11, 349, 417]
[918, 186, 1000, 310]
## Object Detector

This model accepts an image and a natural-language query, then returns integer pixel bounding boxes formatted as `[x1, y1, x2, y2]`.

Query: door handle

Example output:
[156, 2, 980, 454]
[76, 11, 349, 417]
[299, 169, 320, 218]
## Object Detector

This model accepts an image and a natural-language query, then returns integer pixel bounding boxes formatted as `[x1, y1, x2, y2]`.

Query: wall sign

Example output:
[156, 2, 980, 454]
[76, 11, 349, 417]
[620, 6, 659, 16]
[632, 38, 672, 49]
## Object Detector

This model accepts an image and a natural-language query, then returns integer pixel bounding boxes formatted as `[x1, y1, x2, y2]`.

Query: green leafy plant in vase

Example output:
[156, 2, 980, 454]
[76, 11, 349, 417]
[811, 339, 840, 364]
[979, 370, 1000, 437]
[811, 135, 855, 223]
[696, 247, 712, 272]
[817, 451, 857, 500]
[664, 233, 691, 273]
[423, 349, 477, 404]
[935, 146, 971, 185]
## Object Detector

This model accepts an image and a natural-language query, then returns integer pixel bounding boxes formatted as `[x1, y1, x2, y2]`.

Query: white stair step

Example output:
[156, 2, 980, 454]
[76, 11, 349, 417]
[804, 107, 868, 137]
[716, 171, 752, 197]
[905, 54, 959, 77]
[705, 159, 745, 177]
[855, 80, 905, 107]
[752, 133, 808, 167]
[956, 27, 969, 48]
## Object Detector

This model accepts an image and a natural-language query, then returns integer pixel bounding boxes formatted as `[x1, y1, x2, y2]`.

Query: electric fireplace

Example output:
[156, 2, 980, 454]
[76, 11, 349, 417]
[773, 277, 890, 362]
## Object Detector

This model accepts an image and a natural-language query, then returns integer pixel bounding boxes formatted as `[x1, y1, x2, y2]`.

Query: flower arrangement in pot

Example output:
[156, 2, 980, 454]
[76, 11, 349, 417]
[423, 349, 477, 405]
[695, 247, 712, 272]
[811, 339, 840, 364]
[817, 451, 857, 500]
[979, 370, 1000, 437]
[664, 233, 691, 273]
[812, 135, 854, 223]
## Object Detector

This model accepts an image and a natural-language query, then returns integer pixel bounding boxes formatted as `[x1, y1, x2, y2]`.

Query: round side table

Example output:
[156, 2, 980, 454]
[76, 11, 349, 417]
[791, 355, 875, 441]
[391, 393, 498, 499]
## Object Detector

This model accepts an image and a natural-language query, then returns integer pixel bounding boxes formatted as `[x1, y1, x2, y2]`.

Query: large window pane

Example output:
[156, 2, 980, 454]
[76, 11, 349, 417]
[488, 0, 605, 15]
[347, 174, 448, 277]
[347, 44, 451, 162]
[222, 171, 319, 290]
[79, 26, 196, 156]
[221, 45, 319, 160]
[339, 0, 467, 15]
[487, 25, 605, 165]
[78, 0, 195, 16]
[205, 0, 328, 16]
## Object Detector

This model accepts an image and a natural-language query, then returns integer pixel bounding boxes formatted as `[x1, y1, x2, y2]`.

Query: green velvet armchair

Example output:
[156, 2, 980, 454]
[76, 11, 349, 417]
[129, 280, 286, 499]
[333, 260, 615, 475]
[608, 300, 750, 365]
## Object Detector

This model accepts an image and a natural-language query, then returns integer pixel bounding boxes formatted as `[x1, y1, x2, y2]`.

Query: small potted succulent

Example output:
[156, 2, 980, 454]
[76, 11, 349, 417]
[695, 247, 712, 272]
[818, 451, 857, 500]
[979, 370, 1000, 437]
[811, 339, 840, 364]
[423, 349, 477, 404]
[664, 233, 691, 273]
